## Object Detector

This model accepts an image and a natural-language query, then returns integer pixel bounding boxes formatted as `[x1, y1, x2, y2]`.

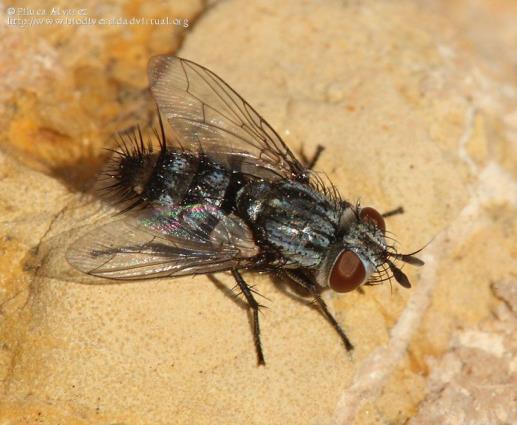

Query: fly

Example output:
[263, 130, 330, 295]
[66, 56, 424, 365]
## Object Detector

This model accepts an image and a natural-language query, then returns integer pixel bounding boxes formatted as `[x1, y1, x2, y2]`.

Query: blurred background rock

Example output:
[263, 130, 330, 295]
[0, 1, 515, 424]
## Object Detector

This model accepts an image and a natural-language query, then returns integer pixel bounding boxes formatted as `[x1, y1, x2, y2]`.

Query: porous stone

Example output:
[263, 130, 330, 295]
[0, 0, 515, 424]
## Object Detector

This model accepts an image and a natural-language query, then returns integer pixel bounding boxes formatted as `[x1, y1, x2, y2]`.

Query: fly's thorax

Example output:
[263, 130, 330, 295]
[237, 180, 340, 269]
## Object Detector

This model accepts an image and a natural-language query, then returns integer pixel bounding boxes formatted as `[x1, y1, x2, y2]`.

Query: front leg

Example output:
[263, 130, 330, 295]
[382, 206, 404, 218]
[285, 270, 354, 352]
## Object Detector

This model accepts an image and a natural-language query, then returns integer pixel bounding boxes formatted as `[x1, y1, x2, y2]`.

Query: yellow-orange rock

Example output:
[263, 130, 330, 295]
[1, 1, 515, 424]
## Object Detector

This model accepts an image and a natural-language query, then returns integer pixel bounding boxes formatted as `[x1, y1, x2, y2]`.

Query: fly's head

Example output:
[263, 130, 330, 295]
[317, 205, 424, 293]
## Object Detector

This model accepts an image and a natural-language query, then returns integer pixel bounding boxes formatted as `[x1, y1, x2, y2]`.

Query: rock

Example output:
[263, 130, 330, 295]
[0, 0, 515, 424]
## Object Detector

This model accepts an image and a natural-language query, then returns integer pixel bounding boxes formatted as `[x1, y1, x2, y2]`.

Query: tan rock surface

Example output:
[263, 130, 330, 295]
[1, 0, 515, 424]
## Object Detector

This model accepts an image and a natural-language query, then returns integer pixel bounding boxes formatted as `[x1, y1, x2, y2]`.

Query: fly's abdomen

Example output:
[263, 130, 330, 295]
[104, 148, 235, 209]
[146, 152, 198, 205]
[181, 155, 231, 207]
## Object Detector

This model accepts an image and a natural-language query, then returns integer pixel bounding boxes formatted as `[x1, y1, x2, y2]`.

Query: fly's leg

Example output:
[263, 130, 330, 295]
[231, 269, 265, 366]
[286, 270, 354, 352]
[382, 206, 404, 218]
[312, 291, 354, 351]
[302, 145, 325, 170]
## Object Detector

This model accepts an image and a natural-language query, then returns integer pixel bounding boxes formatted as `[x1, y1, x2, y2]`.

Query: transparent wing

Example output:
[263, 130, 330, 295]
[148, 55, 307, 180]
[66, 204, 259, 280]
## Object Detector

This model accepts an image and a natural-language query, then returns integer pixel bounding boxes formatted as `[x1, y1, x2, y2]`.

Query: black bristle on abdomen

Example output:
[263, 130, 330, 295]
[97, 124, 159, 212]
[97, 121, 243, 213]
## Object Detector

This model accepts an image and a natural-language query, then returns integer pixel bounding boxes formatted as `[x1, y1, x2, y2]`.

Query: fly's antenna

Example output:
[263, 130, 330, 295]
[385, 259, 412, 288]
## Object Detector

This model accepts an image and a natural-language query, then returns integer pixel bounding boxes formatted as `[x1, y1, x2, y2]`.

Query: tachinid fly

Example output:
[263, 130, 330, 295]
[66, 56, 424, 365]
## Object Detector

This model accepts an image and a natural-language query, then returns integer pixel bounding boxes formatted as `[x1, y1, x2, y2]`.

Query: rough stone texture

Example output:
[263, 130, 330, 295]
[0, 0, 515, 424]
[409, 281, 517, 425]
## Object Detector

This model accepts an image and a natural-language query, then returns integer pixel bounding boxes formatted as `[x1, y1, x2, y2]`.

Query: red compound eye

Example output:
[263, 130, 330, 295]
[329, 250, 366, 293]
[359, 207, 386, 233]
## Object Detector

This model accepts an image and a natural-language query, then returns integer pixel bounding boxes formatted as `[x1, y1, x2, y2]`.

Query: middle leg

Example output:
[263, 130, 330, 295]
[231, 269, 266, 366]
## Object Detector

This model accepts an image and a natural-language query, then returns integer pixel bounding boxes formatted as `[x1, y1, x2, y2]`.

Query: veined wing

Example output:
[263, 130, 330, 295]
[66, 204, 259, 280]
[148, 55, 307, 181]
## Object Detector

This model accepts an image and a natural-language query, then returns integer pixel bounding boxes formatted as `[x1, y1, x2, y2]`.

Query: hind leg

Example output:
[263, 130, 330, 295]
[301, 145, 325, 170]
